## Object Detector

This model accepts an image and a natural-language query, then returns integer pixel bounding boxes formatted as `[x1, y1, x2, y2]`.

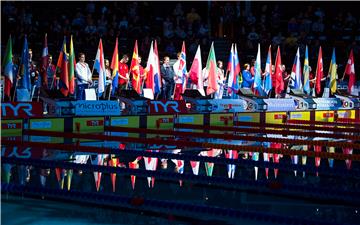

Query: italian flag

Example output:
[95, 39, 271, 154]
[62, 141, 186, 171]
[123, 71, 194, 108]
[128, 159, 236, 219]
[2, 35, 14, 98]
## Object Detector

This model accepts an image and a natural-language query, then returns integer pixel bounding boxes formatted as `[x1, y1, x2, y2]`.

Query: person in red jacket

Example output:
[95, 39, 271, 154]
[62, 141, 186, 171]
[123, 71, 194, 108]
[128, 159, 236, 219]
[118, 54, 129, 91]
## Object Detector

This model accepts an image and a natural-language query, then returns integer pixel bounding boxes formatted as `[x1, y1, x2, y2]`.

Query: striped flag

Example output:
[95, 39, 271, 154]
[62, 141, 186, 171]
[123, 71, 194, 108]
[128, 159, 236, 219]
[303, 45, 310, 94]
[68, 35, 76, 95]
[93, 38, 106, 97]
[206, 42, 218, 95]
[179, 41, 187, 93]
[289, 47, 302, 91]
[145, 41, 162, 96]
[111, 38, 119, 96]
[57, 37, 69, 96]
[2, 35, 13, 98]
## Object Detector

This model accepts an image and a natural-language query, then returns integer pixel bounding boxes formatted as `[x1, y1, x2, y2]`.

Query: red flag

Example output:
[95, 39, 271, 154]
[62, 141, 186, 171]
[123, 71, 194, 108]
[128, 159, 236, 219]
[206, 42, 218, 95]
[130, 40, 141, 94]
[315, 46, 323, 95]
[274, 47, 284, 95]
[109, 157, 118, 192]
[344, 49, 356, 94]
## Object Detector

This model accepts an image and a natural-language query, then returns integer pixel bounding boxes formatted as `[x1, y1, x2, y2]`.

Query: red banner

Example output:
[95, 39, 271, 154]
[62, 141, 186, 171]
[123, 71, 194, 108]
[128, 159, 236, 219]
[1, 102, 43, 118]
[148, 100, 187, 114]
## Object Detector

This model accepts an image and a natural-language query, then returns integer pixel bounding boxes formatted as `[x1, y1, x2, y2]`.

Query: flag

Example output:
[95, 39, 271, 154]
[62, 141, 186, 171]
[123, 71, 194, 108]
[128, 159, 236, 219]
[188, 45, 204, 96]
[264, 45, 272, 95]
[329, 48, 337, 95]
[303, 45, 310, 94]
[179, 41, 187, 93]
[227, 44, 241, 95]
[109, 156, 118, 192]
[41, 33, 49, 88]
[143, 150, 158, 188]
[145, 41, 162, 96]
[111, 38, 119, 96]
[289, 47, 302, 90]
[68, 35, 76, 95]
[128, 158, 140, 190]
[254, 43, 265, 96]
[57, 37, 69, 96]
[91, 154, 106, 191]
[274, 46, 284, 95]
[20, 36, 31, 92]
[130, 40, 141, 94]
[225, 150, 238, 179]
[2, 35, 13, 98]
[315, 46, 323, 95]
[206, 42, 218, 95]
[344, 49, 356, 94]
[190, 161, 200, 175]
[93, 38, 106, 97]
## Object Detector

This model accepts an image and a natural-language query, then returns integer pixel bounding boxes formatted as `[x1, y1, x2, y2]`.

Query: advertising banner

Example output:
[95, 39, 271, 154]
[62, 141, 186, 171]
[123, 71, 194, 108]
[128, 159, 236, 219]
[75, 101, 120, 116]
[1, 102, 43, 118]
[1, 119, 23, 137]
[110, 116, 140, 138]
[29, 118, 65, 143]
[147, 115, 174, 138]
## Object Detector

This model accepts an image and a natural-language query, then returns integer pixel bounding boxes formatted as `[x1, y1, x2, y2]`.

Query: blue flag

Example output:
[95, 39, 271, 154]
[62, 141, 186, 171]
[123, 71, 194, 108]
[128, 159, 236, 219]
[20, 36, 30, 92]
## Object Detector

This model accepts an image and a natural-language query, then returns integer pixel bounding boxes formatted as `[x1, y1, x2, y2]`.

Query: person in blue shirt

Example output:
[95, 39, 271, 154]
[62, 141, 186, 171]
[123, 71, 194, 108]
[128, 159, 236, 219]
[241, 63, 254, 88]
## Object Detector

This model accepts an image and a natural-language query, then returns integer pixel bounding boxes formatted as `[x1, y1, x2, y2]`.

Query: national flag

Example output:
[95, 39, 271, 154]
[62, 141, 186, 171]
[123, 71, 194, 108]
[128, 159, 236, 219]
[225, 150, 238, 179]
[190, 161, 200, 175]
[2, 35, 14, 98]
[145, 41, 162, 96]
[315, 46, 323, 95]
[254, 43, 265, 96]
[274, 46, 284, 95]
[328, 48, 337, 95]
[344, 49, 356, 94]
[57, 37, 69, 96]
[179, 41, 187, 93]
[20, 36, 31, 92]
[41, 33, 49, 88]
[289, 47, 302, 90]
[188, 45, 204, 96]
[226, 44, 235, 93]
[55, 168, 65, 189]
[91, 154, 107, 191]
[93, 38, 106, 97]
[109, 156, 119, 192]
[111, 38, 119, 96]
[68, 35, 76, 95]
[130, 40, 141, 94]
[303, 45, 310, 94]
[206, 42, 218, 95]
[128, 158, 140, 190]
[143, 150, 158, 188]
[153, 40, 161, 95]
[264, 45, 272, 95]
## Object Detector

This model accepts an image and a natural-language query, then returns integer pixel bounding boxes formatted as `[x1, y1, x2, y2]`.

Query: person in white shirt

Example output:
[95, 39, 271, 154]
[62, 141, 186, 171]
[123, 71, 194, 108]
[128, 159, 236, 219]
[215, 60, 225, 99]
[75, 52, 92, 100]
[172, 52, 187, 100]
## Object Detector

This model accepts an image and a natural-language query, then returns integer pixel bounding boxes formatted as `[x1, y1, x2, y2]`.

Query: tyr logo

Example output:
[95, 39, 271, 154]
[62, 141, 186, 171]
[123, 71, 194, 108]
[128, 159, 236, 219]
[2, 146, 32, 158]
[151, 101, 179, 113]
[1, 103, 33, 117]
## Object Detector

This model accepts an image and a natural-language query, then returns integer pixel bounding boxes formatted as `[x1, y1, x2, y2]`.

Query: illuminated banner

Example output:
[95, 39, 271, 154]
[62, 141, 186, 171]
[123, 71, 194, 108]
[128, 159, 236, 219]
[73, 117, 105, 142]
[148, 100, 187, 114]
[29, 118, 65, 143]
[208, 99, 247, 112]
[110, 116, 140, 138]
[75, 101, 120, 116]
[263, 99, 296, 112]
[289, 111, 310, 121]
[147, 115, 174, 138]
[266, 112, 287, 124]
[1, 102, 43, 118]
[337, 110, 355, 119]
[210, 113, 234, 134]
[313, 98, 342, 110]
[315, 110, 335, 122]
[235, 112, 260, 123]
[1, 119, 23, 137]
[176, 114, 204, 132]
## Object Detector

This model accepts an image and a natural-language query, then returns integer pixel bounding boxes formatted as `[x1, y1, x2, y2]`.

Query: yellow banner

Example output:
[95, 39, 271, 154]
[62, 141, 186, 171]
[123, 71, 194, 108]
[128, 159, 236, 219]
[30, 118, 65, 143]
[110, 116, 140, 138]
[1, 119, 22, 137]
[147, 115, 174, 138]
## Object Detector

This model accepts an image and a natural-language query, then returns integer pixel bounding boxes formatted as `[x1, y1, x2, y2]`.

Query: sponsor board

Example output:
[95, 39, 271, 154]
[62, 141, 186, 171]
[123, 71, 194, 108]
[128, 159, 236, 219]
[266, 112, 287, 124]
[177, 114, 204, 133]
[147, 115, 174, 138]
[73, 117, 105, 142]
[210, 113, 234, 134]
[29, 118, 65, 143]
[315, 110, 335, 122]
[110, 116, 140, 138]
[1, 102, 43, 118]
[1, 119, 23, 137]
[75, 101, 120, 116]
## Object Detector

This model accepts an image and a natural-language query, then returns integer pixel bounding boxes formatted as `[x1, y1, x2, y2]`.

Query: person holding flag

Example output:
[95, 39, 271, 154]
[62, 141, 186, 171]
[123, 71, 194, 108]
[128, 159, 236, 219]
[75, 52, 92, 100]
[118, 54, 130, 91]
[173, 52, 188, 100]
[160, 56, 175, 100]
[241, 63, 254, 88]
[215, 60, 225, 99]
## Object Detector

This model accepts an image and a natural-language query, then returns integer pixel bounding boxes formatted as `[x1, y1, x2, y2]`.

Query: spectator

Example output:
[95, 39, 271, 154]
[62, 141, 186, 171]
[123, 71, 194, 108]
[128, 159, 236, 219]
[163, 17, 174, 39]
[186, 8, 201, 24]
